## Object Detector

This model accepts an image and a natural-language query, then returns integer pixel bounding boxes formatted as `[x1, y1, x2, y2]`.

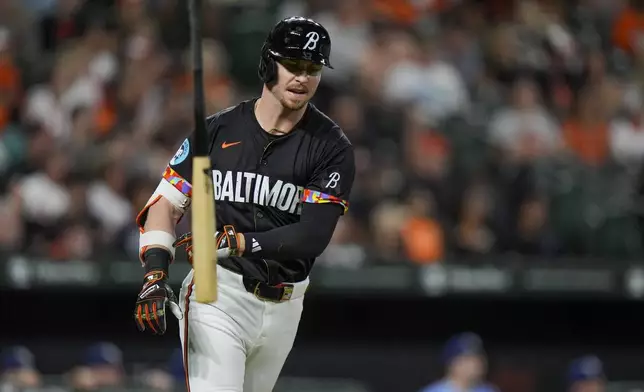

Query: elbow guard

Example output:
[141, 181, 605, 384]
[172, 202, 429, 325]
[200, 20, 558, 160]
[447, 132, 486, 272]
[136, 178, 192, 232]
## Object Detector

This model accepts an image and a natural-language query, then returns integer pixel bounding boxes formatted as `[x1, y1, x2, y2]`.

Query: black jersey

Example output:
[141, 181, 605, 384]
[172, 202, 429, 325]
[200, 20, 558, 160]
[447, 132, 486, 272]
[164, 98, 355, 283]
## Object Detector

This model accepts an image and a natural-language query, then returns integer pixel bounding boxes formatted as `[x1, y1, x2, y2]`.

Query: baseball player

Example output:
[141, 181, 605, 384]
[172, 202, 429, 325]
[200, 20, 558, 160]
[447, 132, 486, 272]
[132, 16, 355, 392]
[567, 355, 605, 392]
[419, 333, 498, 392]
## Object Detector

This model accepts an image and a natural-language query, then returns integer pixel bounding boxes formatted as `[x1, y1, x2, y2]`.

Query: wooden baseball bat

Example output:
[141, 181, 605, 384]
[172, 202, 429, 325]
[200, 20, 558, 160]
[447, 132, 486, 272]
[188, 0, 217, 303]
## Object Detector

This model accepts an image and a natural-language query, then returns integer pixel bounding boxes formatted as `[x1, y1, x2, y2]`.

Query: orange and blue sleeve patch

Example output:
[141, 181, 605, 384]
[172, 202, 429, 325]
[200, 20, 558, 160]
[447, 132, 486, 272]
[163, 166, 192, 197]
[301, 189, 349, 214]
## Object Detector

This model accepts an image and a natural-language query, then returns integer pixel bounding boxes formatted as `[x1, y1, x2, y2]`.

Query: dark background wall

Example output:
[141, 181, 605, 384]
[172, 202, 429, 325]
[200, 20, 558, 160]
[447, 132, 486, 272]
[4, 289, 644, 392]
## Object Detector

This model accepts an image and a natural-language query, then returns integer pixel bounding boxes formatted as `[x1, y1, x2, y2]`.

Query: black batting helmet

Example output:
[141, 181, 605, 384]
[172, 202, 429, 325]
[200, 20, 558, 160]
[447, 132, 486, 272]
[258, 16, 333, 85]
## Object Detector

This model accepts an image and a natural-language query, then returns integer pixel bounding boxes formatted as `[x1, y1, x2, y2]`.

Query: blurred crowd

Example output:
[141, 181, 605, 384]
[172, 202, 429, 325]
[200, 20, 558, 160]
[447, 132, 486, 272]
[1, 0, 644, 265]
[0, 335, 609, 392]
[0, 342, 187, 392]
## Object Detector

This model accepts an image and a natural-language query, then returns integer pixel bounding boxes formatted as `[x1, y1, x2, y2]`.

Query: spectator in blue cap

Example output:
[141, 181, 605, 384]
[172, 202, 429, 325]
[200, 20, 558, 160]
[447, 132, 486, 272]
[567, 355, 605, 392]
[69, 342, 124, 390]
[418, 332, 498, 392]
[0, 346, 41, 389]
[140, 348, 185, 392]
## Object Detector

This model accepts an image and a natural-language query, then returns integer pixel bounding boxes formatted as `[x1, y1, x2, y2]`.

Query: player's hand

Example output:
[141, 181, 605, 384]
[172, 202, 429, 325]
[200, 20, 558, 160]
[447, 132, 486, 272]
[174, 224, 243, 262]
[134, 270, 183, 335]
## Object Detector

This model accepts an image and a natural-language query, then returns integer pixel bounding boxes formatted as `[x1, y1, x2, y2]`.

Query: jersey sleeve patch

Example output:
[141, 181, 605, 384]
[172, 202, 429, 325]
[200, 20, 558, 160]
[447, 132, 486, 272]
[301, 189, 349, 214]
[163, 166, 192, 197]
[169, 138, 190, 165]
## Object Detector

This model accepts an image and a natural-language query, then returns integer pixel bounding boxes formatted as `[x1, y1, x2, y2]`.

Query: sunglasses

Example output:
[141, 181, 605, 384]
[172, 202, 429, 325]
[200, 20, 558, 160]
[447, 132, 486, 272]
[278, 59, 323, 76]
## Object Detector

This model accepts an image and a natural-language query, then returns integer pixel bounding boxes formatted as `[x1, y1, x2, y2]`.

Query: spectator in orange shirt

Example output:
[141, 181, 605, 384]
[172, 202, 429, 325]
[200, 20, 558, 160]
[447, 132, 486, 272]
[371, 0, 445, 26]
[0, 27, 20, 131]
[612, 0, 644, 56]
[562, 88, 610, 166]
[400, 188, 445, 264]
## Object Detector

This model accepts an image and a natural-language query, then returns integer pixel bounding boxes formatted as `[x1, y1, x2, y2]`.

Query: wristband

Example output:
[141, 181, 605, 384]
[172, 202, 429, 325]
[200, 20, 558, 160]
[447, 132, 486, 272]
[143, 248, 171, 274]
[139, 230, 176, 259]
[243, 234, 262, 255]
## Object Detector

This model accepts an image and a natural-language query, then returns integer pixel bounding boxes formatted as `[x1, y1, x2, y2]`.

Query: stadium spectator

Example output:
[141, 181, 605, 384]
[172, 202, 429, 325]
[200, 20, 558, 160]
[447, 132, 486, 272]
[417, 332, 498, 392]
[140, 348, 186, 392]
[567, 355, 606, 392]
[487, 78, 561, 163]
[68, 342, 125, 391]
[400, 188, 445, 263]
[0, 346, 41, 389]
[0, 28, 21, 131]
[453, 183, 496, 256]
[562, 87, 611, 166]
[612, 0, 644, 56]
[0, 0, 641, 263]
[609, 87, 644, 170]
[382, 32, 470, 125]
[1, 0, 644, 390]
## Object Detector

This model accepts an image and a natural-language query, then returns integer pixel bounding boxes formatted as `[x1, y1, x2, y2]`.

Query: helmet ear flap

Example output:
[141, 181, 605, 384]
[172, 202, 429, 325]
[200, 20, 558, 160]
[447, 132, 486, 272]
[265, 56, 277, 86]
[258, 45, 278, 87]
[258, 55, 267, 82]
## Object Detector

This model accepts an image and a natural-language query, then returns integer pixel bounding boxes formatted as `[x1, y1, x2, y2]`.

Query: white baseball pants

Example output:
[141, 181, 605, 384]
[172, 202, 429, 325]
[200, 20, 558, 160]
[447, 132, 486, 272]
[178, 265, 308, 392]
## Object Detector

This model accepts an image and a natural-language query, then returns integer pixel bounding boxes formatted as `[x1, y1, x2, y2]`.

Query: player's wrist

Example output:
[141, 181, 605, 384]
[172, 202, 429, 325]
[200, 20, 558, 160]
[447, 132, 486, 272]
[143, 248, 171, 276]
[143, 269, 167, 283]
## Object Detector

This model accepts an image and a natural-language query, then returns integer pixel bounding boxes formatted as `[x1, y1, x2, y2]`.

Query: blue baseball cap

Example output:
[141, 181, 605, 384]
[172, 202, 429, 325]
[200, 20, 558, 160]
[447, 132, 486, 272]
[568, 355, 605, 385]
[1, 346, 35, 371]
[442, 332, 485, 365]
[84, 342, 123, 367]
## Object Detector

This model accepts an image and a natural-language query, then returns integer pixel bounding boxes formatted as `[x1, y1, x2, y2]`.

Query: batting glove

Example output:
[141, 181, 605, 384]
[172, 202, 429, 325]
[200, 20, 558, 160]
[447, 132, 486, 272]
[174, 224, 242, 263]
[134, 270, 183, 335]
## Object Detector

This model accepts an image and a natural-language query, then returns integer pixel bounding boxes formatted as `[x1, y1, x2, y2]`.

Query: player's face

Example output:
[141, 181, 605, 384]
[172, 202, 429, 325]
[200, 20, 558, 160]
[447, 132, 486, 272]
[572, 380, 605, 392]
[273, 59, 322, 110]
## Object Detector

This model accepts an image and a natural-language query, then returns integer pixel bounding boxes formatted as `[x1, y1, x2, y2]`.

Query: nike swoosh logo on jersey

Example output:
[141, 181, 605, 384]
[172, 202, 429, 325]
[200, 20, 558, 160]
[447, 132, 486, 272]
[221, 141, 241, 149]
